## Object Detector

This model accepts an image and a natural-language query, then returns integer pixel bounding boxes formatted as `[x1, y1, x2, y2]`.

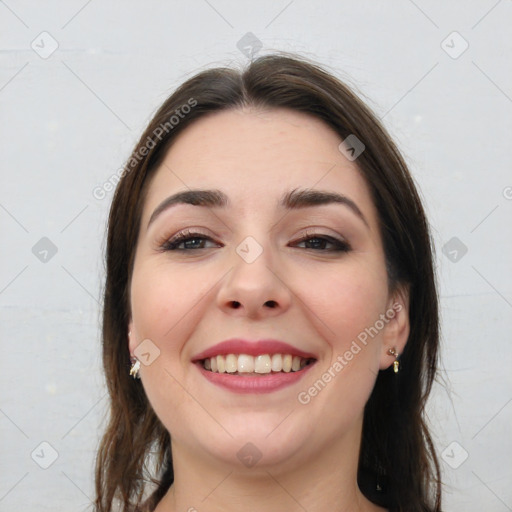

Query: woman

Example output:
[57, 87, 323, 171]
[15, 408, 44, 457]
[95, 53, 441, 512]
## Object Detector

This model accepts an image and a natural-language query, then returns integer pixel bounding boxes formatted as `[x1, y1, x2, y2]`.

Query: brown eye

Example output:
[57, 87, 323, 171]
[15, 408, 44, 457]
[293, 233, 351, 252]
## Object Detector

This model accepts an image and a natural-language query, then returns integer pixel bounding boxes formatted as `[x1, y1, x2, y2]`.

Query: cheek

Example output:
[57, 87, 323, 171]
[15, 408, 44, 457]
[130, 264, 208, 435]
[293, 264, 388, 429]
[301, 259, 389, 345]
[130, 262, 202, 343]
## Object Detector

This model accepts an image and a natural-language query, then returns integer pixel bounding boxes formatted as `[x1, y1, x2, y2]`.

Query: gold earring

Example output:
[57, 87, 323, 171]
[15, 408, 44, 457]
[387, 348, 400, 373]
[130, 357, 141, 379]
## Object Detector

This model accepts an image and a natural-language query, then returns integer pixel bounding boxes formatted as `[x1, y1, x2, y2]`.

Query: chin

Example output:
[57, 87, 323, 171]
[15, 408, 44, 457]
[187, 411, 314, 470]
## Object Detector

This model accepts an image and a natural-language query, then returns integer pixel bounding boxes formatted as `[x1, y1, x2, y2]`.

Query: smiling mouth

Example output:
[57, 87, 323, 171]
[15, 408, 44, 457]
[200, 353, 316, 375]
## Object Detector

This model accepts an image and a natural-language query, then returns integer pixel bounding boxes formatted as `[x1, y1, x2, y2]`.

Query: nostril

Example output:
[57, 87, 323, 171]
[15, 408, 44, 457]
[228, 300, 277, 309]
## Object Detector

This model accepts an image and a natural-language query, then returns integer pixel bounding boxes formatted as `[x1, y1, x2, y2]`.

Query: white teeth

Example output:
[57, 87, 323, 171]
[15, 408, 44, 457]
[237, 354, 254, 372]
[202, 353, 313, 374]
[271, 353, 282, 372]
[225, 354, 237, 373]
[216, 355, 225, 373]
[282, 354, 292, 372]
[254, 354, 272, 374]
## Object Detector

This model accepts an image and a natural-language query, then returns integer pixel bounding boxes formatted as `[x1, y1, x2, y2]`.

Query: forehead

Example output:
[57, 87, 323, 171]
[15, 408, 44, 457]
[141, 107, 378, 225]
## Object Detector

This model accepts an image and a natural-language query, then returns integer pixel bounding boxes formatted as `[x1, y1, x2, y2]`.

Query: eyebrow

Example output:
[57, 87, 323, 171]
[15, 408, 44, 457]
[147, 187, 369, 229]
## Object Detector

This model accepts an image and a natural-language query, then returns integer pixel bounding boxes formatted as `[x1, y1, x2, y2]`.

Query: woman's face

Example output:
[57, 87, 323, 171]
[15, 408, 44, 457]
[128, 107, 409, 472]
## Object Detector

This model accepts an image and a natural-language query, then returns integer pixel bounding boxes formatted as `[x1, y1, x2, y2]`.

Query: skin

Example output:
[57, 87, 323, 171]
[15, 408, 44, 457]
[128, 107, 410, 512]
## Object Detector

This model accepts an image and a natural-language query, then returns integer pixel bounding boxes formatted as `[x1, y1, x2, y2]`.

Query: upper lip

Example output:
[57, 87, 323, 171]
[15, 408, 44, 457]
[191, 339, 317, 361]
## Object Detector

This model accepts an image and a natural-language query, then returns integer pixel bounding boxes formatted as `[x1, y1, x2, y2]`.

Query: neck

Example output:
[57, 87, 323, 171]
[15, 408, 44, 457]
[153, 422, 385, 512]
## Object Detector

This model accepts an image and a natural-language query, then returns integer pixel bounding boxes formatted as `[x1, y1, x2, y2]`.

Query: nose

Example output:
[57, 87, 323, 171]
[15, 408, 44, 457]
[216, 243, 292, 319]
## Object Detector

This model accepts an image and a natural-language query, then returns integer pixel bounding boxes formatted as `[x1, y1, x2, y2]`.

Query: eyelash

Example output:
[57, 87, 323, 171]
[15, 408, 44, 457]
[159, 229, 351, 253]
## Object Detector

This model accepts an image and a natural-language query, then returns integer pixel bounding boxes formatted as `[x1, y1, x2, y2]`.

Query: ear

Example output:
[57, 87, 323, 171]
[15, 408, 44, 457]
[379, 283, 410, 371]
[127, 317, 136, 356]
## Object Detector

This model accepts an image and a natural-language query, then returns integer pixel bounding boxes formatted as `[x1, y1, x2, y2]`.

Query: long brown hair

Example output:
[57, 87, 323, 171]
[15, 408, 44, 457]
[95, 52, 441, 512]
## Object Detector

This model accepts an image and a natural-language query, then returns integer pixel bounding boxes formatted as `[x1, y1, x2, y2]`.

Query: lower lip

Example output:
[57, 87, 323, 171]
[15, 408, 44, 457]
[195, 362, 316, 394]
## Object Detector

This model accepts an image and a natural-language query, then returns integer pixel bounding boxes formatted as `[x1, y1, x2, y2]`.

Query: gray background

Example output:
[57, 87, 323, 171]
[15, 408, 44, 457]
[1, 1, 511, 511]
